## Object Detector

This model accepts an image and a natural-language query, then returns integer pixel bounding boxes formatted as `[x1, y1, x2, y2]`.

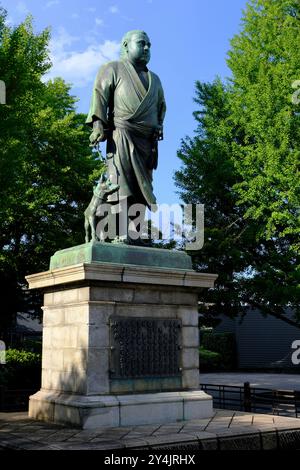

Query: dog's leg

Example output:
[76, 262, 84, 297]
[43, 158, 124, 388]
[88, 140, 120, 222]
[84, 212, 90, 243]
[90, 215, 97, 242]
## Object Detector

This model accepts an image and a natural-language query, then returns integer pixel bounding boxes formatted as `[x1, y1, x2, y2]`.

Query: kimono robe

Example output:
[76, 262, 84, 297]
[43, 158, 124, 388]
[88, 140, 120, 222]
[86, 59, 166, 208]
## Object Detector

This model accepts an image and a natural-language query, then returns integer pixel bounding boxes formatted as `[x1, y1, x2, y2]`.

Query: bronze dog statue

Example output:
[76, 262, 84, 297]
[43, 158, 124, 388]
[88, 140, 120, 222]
[84, 176, 119, 243]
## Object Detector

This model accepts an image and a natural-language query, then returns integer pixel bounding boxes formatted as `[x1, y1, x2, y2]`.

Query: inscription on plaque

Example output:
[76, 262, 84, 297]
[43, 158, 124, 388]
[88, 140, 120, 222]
[109, 317, 182, 379]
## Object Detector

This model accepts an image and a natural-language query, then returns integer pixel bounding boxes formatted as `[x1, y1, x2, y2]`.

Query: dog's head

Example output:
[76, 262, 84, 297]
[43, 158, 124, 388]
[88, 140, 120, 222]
[93, 182, 119, 200]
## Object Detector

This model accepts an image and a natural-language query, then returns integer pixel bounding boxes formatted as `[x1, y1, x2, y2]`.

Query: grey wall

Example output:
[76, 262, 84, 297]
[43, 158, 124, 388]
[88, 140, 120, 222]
[215, 309, 300, 369]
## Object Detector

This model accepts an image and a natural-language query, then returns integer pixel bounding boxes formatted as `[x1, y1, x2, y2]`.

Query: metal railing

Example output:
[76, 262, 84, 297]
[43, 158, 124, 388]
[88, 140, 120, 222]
[201, 382, 300, 418]
[1, 382, 300, 417]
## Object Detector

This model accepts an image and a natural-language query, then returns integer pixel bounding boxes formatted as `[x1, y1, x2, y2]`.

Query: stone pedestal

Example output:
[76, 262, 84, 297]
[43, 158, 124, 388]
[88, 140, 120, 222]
[26, 243, 217, 428]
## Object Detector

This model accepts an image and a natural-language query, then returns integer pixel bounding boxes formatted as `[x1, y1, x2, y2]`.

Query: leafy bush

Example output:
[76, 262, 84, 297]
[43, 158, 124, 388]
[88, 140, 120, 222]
[199, 347, 221, 372]
[0, 349, 41, 389]
[200, 331, 237, 370]
[5, 349, 41, 364]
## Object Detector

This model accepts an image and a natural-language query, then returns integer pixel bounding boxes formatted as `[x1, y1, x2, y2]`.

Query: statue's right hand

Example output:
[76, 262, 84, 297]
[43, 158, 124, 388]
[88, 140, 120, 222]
[89, 129, 106, 146]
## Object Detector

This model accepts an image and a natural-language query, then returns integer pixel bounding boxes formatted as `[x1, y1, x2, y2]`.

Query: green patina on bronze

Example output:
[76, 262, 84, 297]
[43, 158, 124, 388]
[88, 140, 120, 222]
[49, 242, 192, 270]
[110, 376, 182, 394]
[85, 30, 166, 244]
[86, 30, 166, 209]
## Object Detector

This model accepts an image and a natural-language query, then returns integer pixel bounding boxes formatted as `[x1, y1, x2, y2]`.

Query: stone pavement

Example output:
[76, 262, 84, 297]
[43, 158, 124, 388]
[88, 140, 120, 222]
[1, 409, 300, 450]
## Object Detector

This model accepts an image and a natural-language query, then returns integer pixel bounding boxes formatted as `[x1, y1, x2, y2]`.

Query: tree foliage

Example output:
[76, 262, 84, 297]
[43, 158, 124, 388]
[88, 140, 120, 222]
[175, 0, 300, 327]
[0, 8, 100, 331]
[0, 349, 41, 388]
[228, 0, 300, 245]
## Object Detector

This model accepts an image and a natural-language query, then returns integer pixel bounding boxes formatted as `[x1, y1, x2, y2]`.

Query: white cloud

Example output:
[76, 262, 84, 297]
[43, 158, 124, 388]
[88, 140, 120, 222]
[49, 27, 80, 53]
[87, 7, 96, 12]
[46, 28, 120, 88]
[109, 5, 119, 14]
[4, 16, 13, 26]
[71, 13, 80, 19]
[46, 0, 60, 7]
[95, 18, 104, 26]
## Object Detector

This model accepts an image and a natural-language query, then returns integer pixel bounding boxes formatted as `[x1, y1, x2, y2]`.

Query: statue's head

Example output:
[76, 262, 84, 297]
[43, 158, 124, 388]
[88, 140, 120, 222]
[120, 30, 151, 66]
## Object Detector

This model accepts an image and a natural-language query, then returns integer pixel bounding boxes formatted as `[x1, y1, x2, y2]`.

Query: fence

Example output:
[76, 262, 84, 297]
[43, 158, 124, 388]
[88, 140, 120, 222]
[1, 383, 300, 416]
[201, 382, 300, 418]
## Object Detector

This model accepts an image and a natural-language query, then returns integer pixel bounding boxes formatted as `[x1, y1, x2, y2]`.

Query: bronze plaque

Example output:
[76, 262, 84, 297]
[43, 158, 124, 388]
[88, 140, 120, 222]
[109, 317, 182, 379]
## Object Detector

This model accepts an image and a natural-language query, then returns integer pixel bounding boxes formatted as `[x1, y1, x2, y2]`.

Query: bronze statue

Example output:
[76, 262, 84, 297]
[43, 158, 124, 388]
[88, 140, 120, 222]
[84, 176, 119, 243]
[86, 30, 166, 243]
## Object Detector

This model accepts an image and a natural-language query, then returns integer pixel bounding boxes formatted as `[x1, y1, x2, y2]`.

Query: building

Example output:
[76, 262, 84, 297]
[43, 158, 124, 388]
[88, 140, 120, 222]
[214, 308, 300, 370]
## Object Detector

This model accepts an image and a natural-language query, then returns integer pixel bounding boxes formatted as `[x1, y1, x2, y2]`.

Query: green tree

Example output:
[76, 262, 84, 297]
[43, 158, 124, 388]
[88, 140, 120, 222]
[0, 9, 100, 331]
[228, 0, 300, 247]
[175, 0, 300, 328]
[176, 79, 255, 324]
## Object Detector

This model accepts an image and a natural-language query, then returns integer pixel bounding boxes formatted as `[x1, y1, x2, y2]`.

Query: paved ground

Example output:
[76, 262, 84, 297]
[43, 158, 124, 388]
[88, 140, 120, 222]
[200, 373, 300, 390]
[1, 409, 300, 450]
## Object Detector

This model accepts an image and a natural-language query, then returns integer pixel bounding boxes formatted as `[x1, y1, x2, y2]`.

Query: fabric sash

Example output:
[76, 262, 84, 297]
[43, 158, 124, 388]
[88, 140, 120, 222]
[113, 117, 154, 138]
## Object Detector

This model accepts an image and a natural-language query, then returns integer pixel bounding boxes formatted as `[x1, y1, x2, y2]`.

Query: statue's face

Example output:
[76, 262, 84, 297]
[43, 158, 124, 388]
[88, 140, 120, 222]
[126, 32, 151, 65]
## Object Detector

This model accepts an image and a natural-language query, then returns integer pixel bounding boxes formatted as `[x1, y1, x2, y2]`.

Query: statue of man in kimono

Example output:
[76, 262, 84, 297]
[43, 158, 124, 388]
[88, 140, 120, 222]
[86, 30, 166, 243]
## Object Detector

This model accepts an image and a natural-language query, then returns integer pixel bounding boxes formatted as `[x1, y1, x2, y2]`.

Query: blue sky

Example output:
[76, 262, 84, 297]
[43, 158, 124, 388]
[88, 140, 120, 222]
[2, 0, 248, 204]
